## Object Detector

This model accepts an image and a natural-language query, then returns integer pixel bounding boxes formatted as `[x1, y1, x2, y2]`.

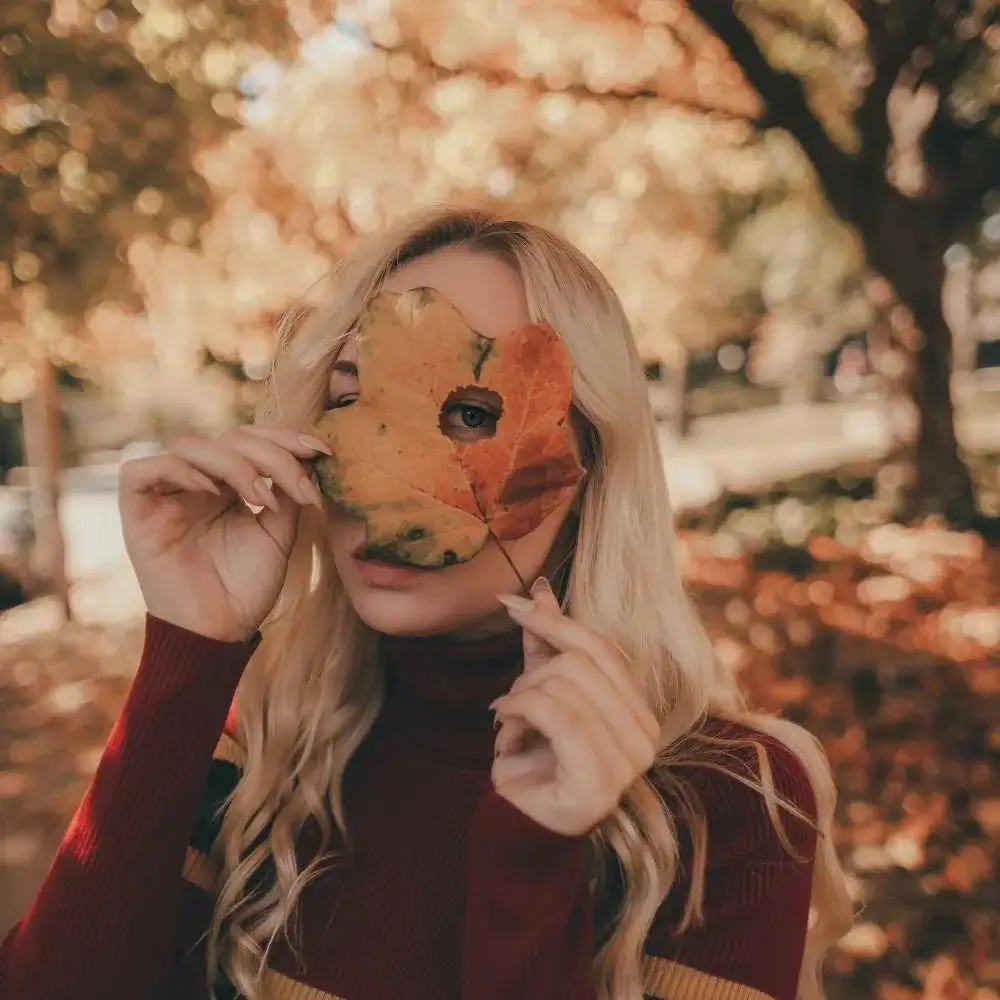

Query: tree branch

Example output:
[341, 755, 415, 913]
[688, 0, 859, 220]
[856, 0, 944, 179]
[364, 35, 749, 121]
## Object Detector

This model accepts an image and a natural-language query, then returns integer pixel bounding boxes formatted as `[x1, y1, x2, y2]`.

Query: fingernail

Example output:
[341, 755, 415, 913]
[299, 476, 326, 510]
[489, 696, 509, 712]
[531, 576, 552, 596]
[299, 433, 333, 455]
[251, 476, 271, 499]
[497, 594, 535, 614]
[251, 476, 277, 510]
[193, 473, 220, 494]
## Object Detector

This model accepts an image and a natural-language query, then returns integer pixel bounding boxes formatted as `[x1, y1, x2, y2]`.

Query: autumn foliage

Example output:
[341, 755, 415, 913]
[1, 2, 999, 995]
[313, 288, 583, 568]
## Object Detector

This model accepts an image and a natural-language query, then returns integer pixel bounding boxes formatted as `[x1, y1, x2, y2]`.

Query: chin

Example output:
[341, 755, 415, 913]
[329, 535, 530, 638]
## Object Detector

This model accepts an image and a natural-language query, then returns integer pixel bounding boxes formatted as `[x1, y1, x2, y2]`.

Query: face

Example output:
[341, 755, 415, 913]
[323, 247, 582, 639]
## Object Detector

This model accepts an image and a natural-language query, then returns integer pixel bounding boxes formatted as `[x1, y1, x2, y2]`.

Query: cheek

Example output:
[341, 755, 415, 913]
[325, 506, 363, 558]
[484, 502, 574, 583]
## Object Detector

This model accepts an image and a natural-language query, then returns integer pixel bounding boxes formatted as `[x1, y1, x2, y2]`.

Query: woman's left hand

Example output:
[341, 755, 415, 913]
[492, 578, 661, 837]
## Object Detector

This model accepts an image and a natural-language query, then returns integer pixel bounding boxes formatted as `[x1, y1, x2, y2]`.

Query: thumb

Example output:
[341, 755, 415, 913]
[522, 576, 558, 672]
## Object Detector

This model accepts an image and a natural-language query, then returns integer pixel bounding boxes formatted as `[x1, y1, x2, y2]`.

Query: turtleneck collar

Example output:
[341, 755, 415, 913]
[377, 627, 525, 770]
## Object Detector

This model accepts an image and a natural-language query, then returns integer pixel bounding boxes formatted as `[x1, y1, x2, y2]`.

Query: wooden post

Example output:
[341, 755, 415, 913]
[20, 356, 71, 621]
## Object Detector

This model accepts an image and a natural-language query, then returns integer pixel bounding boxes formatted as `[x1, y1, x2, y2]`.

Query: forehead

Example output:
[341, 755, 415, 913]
[336, 247, 530, 365]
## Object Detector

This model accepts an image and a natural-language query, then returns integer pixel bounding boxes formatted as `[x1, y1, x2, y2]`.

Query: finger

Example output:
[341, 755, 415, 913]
[221, 427, 325, 510]
[167, 436, 282, 514]
[501, 670, 654, 778]
[495, 718, 523, 759]
[530, 575, 562, 612]
[521, 577, 558, 672]
[241, 425, 334, 459]
[498, 589, 659, 742]
[509, 652, 659, 767]
[491, 742, 558, 792]
[495, 716, 548, 759]
[120, 452, 223, 501]
[492, 684, 639, 793]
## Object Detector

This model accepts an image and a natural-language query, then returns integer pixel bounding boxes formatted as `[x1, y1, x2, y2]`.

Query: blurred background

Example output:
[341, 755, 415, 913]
[1, 0, 999, 996]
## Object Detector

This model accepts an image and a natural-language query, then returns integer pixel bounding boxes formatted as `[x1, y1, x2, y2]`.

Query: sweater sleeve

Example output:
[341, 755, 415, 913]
[462, 787, 596, 1000]
[642, 731, 819, 1000]
[0, 614, 257, 1000]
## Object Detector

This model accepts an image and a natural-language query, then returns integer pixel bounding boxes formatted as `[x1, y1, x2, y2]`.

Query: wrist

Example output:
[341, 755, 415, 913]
[470, 786, 587, 863]
[145, 612, 261, 648]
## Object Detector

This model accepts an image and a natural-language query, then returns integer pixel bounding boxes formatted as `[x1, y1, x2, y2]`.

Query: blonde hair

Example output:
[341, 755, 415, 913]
[205, 207, 853, 999]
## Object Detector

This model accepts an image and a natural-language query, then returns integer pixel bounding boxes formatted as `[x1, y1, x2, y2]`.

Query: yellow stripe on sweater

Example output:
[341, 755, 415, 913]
[643, 956, 776, 1000]
[214, 729, 243, 766]
[180, 858, 346, 1000]
[259, 968, 345, 1000]
[182, 846, 218, 893]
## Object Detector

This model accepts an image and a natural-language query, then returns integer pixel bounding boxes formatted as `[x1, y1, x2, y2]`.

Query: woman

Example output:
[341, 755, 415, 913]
[0, 208, 852, 1000]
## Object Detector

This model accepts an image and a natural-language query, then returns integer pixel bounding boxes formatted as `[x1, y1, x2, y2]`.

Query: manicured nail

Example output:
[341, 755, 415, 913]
[531, 576, 552, 596]
[251, 476, 277, 511]
[192, 472, 220, 494]
[497, 594, 535, 614]
[299, 476, 326, 510]
[489, 695, 510, 712]
[299, 433, 333, 455]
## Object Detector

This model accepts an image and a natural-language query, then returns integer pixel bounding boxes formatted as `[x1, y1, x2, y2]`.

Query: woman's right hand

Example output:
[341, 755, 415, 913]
[119, 426, 331, 643]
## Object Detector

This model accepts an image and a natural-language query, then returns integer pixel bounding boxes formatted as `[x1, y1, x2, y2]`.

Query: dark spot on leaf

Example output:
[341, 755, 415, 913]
[470, 335, 493, 380]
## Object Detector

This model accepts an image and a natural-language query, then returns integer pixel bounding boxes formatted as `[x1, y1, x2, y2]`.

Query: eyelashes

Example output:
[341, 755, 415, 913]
[439, 402, 499, 441]
[328, 394, 358, 409]
[325, 397, 500, 443]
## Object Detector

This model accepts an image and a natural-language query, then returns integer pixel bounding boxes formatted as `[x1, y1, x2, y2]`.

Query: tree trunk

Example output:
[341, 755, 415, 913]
[861, 191, 977, 525]
[667, 353, 692, 438]
[20, 358, 71, 621]
[685, 0, 982, 527]
[780, 343, 826, 406]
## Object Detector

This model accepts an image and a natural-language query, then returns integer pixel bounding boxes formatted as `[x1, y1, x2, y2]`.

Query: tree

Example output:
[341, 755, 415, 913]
[53, 0, 989, 529]
[1, 0, 301, 611]
[128, 14, 768, 425]
[719, 131, 871, 405]
[687, 0, 1000, 524]
[0, 0, 301, 391]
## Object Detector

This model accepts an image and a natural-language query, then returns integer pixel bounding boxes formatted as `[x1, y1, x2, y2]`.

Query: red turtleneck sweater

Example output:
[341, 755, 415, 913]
[0, 615, 818, 1000]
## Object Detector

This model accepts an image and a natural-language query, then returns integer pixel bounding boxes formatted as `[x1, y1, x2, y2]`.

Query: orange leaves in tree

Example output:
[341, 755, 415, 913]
[311, 287, 584, 568]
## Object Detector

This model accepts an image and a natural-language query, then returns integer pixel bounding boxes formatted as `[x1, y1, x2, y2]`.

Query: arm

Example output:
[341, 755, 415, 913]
[0, 615, 257, 1000]
[643, 731, 818, 1000]
[462, 787, 596, 1000]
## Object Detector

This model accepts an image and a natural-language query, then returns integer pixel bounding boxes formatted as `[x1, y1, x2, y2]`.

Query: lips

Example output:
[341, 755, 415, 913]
[348, 542, 433, 588]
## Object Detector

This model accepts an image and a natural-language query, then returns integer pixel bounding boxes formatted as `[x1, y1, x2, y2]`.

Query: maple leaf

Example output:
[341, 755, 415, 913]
[311, 287, 584, 568]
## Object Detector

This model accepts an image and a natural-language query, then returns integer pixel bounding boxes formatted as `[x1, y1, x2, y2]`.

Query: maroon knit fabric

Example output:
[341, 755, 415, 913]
[0, 615, 818, 1000]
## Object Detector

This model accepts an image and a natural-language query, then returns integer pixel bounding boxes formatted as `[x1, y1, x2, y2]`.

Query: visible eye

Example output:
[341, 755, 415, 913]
[326, 355, 359, 410]
[439, 392, 501, 442]
[328, 394, 358, 410]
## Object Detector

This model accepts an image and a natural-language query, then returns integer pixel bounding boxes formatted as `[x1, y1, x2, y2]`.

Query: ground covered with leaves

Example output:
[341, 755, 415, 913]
[1, 524, 998, 1000]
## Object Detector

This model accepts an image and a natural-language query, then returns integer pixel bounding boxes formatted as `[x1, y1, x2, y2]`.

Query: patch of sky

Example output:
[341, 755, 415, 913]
[240, 0, 384, 125]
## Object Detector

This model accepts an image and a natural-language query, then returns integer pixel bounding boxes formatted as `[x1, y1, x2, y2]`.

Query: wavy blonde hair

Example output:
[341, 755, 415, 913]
[205, 207, 853, 999]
